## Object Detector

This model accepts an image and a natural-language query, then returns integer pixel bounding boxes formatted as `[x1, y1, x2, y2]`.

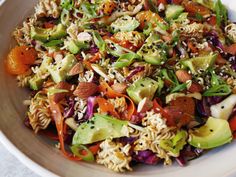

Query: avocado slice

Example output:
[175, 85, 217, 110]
[181, 53, 217, 74]
[31, 24, 67, 42]
[188, 117, 232, 149]
[29, 56, 53, 90]
[165, 4, 184, 20]
[67, 40, 89, 54]
[48, 54, 77, 83]
[127, 77, 159, 104]
[72, 114, 128, 145]
[137, 33, 167, 65]
[111, 15, 140, 33]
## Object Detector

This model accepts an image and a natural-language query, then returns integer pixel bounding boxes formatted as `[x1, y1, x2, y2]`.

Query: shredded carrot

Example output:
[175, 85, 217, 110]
[102, 35, 112, 40]
[90, 52, 102, 63]
[224, 44, 236, 55]
[99, 81, 122, 98]
[153, 99, 170, 119]
[187, 41, 198, 53]
[48, 96, 81, 161]
[99, 81, 135, 120]
[83, 60, 93, 70]
[96, 97, 120, 118]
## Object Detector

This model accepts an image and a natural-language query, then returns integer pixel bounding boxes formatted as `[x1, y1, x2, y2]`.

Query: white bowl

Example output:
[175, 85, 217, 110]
[1, 1, 236, 177]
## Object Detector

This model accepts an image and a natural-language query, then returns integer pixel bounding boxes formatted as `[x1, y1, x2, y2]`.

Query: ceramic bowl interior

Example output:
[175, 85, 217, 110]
[1, 0, 236, 177]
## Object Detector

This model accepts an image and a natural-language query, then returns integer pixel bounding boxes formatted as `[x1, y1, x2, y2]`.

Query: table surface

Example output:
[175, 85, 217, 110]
[0, 142, 39, 177]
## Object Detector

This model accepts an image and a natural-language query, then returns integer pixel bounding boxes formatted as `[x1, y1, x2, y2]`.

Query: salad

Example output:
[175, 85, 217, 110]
[5, 0, 236, 172]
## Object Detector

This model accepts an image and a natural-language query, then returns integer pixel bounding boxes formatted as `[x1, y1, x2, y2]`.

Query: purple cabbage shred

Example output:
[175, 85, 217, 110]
[206, 32, 224, 50]
[84, 96, 97, 120]
[133, 150, 159, 165]
[196, 96, 224, 117]
[176, 154, 186, 167]
[119, 137, 138, 145]
[89, 43, 99, 54]
[126, 66, 145, 81]
[64, 98, 75, 118]
[130, 112, 146, 125]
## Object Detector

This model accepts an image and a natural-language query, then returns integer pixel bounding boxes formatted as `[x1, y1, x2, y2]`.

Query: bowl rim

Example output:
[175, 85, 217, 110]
[1, 0, 236, 177]
[0, 131, 58, 177]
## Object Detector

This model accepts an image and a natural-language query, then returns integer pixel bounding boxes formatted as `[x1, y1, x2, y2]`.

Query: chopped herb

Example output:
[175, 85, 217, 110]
[215, 0, 228, 26]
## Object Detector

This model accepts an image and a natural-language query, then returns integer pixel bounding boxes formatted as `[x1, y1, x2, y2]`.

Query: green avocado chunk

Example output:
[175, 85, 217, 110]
[181, 53, 217, 74]
[137, 33, 167, 65]
[188, 117, 232, 149]
[31, 24, 67, 42]
[165, 4, 184, 20]
[72, 114, 128, 145]
[127, 77, 159, 104]
[111, 15, 140, 33]
[48, 54, 77, 83]
[67, 40, 89, 54]
[29, 56, 53, 90]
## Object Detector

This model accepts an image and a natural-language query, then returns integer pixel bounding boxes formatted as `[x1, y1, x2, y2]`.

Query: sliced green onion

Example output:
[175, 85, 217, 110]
[43, 40, 64, 47]
[143, 23, 153, 36]
[156, 77, 164, 95]
[113, 53, 140, 68]
[215, 0, 227, 26]
[210, 70, 220, 86]
[156, 21, 169, 31]
[203, 85, 231, 96]
[80, 2, 97, 18]
[147, 0, 158, 13]
[170, 82, 187, 93]
[92, 31, 106, 52]
[105, 39, 133, 56]
[71, 144, 95, 162]
[61, 9, 70, 26]
[170, 30, 180, 46]
[224, 65, 236, 78]
[161, 69, 179, 85]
